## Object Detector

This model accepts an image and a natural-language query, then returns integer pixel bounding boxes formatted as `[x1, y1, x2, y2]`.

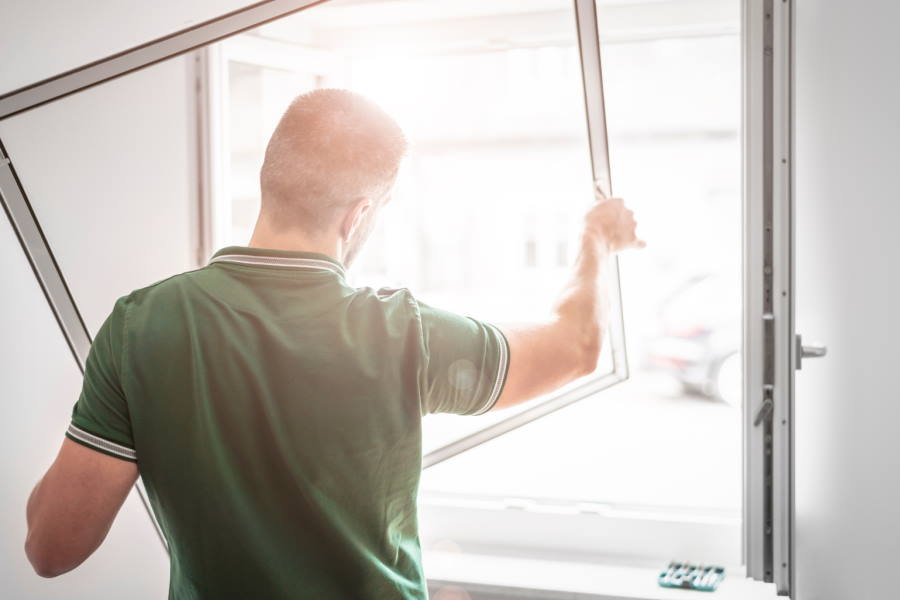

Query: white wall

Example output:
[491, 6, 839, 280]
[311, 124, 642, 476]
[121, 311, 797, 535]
[0, 220, 169, 598]
[0, 57, 199, 334]
[0, 55, 198, 597]
[794, 1, 900, 598]
[0, 0, 256, 96]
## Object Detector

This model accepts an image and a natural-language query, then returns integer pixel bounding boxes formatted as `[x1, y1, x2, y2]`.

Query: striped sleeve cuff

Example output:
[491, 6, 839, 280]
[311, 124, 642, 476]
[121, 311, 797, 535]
[472, 323, 510, 415]
[66, 423, 137, 462]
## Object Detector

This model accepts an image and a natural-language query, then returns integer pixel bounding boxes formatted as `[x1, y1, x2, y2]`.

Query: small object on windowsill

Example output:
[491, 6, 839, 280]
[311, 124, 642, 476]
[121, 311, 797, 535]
[658, 561, 725, 592]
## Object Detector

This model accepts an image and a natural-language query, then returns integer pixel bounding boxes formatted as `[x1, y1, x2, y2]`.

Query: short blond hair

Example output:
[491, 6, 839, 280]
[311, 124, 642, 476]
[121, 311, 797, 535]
[259, 88, 407, 231]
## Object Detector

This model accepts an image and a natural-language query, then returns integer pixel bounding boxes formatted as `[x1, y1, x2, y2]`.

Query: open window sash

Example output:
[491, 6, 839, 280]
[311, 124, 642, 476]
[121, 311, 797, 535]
[0, 0, 629, 556]
[420, 0, 628, 468]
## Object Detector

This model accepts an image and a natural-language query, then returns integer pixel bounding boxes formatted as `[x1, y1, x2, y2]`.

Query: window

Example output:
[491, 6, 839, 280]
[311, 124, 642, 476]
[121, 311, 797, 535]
[0, 0, 787, 589]
[207, 0, 741, 566]
[416, 7, 743, 562]
[421, 3, 743, 495]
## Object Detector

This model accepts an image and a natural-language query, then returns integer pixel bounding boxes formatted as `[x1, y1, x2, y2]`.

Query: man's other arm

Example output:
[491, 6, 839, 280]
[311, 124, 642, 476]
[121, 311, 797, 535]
[25, 439, 138, 577]
[493, 195, 643, 410]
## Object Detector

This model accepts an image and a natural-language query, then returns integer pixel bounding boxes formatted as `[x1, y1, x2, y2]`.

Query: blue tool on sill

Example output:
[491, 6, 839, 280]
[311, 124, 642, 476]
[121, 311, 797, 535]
[658, 562, 725, 592]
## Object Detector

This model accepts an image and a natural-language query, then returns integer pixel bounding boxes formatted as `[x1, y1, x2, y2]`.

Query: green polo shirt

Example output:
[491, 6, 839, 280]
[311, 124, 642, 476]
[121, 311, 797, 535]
[65, 246, 509, 599]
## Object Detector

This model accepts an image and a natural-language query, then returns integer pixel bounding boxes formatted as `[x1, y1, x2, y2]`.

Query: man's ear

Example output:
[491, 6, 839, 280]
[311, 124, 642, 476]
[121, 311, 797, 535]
[340, 197, 373, 242]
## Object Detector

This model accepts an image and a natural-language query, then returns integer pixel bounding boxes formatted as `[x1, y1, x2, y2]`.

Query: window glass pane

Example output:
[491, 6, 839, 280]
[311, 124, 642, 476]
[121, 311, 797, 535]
[420, 0, 743, 511]
[215, 0, 622, 460]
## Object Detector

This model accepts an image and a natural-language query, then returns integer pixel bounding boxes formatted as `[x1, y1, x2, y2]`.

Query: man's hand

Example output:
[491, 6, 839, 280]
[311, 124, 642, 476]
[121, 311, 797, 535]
[493, 193, 642, 410]
[583, 192, 646, 254]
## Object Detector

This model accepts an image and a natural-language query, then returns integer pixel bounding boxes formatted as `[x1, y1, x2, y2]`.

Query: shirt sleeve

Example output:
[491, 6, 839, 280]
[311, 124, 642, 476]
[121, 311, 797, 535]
[65, 297, 137, 462]
[416, 301, 510, 416]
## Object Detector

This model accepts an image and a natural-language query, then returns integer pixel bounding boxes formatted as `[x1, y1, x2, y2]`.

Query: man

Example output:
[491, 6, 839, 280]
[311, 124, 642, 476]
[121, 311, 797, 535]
[25, 89, 642, 598]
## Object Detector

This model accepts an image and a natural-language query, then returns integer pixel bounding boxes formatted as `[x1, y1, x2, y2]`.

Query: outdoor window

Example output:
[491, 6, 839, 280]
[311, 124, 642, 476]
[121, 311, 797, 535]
[418, 2, 742, 509]
[208, 0, 741, 565]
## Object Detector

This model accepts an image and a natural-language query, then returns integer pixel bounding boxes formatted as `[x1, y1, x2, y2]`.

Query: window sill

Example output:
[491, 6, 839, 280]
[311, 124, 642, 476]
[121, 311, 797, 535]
[418, 498, 742, 571]
[424, 550, 782, 600]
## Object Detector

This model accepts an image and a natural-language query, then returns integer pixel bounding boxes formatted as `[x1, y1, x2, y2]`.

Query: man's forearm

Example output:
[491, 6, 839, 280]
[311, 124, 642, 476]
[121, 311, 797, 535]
[26, 477, 43, 533]
[25, 440, 139, 578]
[551, 236, 609, 373]
[492, 196, 640, 410]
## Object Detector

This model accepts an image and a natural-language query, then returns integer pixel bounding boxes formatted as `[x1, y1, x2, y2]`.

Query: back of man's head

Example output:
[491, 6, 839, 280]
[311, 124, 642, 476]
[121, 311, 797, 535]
[259, 88, 407, 233]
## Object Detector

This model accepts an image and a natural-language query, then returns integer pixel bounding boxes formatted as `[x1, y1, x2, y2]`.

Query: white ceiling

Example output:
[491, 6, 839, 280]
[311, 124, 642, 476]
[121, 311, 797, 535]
[255, 0, 740, 52]
[0, 0, 739, 97]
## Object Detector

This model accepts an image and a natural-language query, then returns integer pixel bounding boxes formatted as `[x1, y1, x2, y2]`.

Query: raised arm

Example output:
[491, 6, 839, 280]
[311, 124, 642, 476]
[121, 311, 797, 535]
[493, 195, 643, 410]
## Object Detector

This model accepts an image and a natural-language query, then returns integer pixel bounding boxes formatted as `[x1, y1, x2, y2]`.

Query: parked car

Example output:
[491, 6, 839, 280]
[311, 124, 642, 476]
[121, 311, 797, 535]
[643, 273, 741, 404]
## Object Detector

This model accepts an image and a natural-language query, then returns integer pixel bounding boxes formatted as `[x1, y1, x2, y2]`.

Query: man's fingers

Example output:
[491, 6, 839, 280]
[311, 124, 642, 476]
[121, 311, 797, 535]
[583, 193, 645, 252]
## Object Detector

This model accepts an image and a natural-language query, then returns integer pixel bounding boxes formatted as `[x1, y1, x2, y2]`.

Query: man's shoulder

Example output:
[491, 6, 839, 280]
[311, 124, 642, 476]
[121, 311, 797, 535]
[342, 284, 428, 333]
[348, 286, 481, 333]
[374, 285, 415, 302]
[115, 266, 210, 311]
[348, 285, 419, 314]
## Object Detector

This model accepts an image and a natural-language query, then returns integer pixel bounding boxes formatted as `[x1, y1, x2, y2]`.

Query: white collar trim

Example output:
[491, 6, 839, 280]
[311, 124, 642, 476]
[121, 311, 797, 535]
[210, 254, 344, 276]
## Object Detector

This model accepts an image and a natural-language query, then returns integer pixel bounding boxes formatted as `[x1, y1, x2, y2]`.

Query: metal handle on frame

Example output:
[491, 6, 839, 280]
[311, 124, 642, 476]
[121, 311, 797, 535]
[795, 334, 827, 369]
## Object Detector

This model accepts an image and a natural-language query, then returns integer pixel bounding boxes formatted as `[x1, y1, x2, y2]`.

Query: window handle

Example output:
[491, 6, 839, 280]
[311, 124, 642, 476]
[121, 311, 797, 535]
[796, 334, 827, 370]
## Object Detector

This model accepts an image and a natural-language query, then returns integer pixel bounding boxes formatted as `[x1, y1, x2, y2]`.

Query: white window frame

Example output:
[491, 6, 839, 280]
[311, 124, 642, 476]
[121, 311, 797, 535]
[743, 0, 794, 594]
[198, 35, 340, 257]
